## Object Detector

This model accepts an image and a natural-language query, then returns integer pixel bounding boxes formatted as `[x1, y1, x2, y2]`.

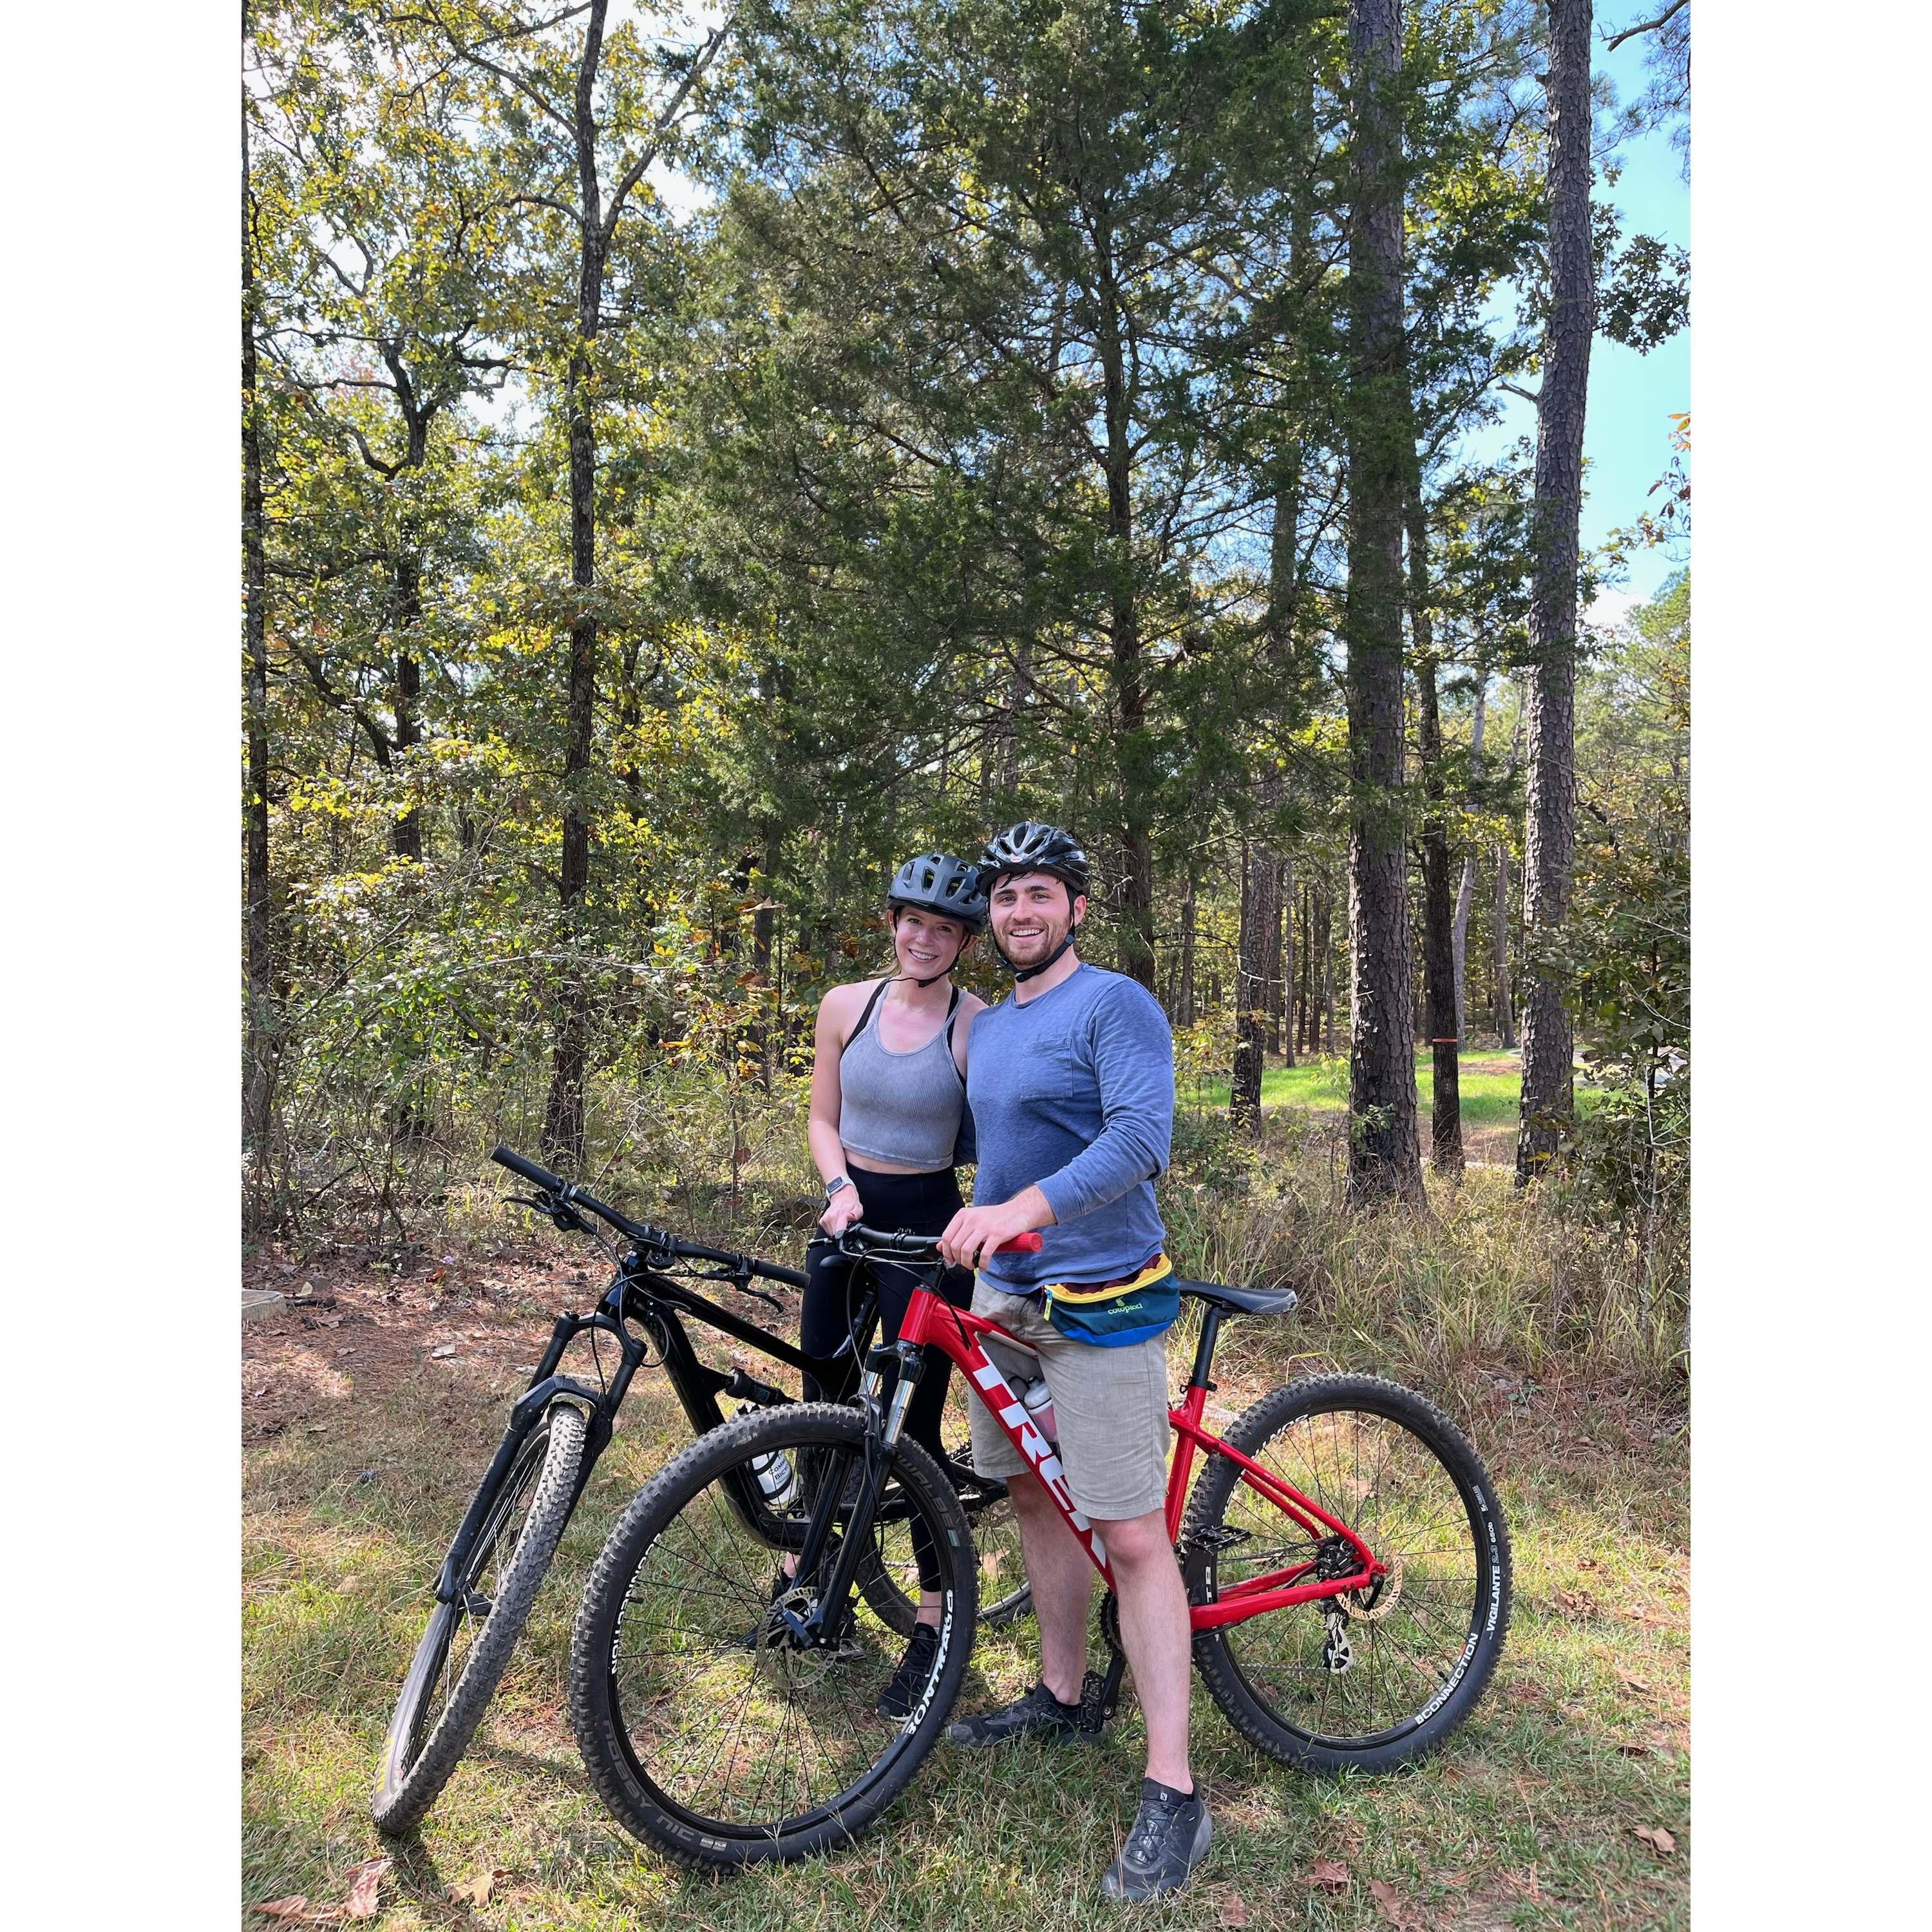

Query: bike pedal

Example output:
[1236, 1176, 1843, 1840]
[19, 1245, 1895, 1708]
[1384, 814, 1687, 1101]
[1075, 1668, 1119, 1736]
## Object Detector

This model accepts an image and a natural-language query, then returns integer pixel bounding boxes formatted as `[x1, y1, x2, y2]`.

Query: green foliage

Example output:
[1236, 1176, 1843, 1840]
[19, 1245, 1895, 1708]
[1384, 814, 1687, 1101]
[1558, 576, 1690, 1343]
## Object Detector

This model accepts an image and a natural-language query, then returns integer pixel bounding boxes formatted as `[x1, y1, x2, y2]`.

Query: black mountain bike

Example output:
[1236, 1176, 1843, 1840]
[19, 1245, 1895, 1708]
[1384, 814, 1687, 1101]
[371, 1147, 1024, 1834]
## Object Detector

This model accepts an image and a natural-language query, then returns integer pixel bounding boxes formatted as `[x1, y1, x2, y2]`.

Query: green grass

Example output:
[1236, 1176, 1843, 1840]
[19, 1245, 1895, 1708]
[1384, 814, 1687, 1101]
[243, 1248, 1688, 1930]
[1189, 1049, 1528, 1128]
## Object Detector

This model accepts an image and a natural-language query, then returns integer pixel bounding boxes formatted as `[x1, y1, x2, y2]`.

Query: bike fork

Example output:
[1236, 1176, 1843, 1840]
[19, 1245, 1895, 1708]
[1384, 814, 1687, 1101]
[787, 1343, 921, 1647]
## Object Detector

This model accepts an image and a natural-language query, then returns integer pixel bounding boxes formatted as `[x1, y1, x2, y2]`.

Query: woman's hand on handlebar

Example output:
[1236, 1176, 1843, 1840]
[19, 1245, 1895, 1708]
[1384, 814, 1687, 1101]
[819, 1182, 866, 1238]
[938, 1187, 1055, 1272]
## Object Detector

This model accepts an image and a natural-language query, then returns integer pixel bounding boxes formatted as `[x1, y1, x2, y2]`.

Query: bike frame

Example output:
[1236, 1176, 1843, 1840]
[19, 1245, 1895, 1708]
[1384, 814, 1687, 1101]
[433, 1251, 840, 1605]
[895, 1283, 1386, 1631]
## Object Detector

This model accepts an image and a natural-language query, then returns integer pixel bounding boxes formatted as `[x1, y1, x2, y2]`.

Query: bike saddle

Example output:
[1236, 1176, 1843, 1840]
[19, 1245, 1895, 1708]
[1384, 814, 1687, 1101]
[1173, 1279, 1299, 1318]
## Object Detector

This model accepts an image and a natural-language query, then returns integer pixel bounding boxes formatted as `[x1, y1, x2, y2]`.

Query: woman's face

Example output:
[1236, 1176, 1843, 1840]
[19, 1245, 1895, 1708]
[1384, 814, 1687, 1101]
[891, 906, 970, 980]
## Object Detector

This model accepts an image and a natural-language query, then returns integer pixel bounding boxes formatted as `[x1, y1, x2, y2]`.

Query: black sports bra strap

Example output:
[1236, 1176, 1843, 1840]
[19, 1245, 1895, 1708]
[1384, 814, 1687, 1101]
[844, 977, 890, 1053]
[944, 985, 967, 1085]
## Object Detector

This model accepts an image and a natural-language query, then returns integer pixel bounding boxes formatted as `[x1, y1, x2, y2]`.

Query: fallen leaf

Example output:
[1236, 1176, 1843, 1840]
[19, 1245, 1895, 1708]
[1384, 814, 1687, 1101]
[252, 1900, 308, 1920]
[450, 1870, 513, 1908]
[430, 1344, 457, 1359]
[344, 1857, 390, 1919]
[1633, 1824, 1678, 1855]
[1217, 1889, 1249, 1926]
[1620, 1672, 1652, 1693]
[1368, 1876, 1410, 1923]
[1303, 1859, 1351, 1891]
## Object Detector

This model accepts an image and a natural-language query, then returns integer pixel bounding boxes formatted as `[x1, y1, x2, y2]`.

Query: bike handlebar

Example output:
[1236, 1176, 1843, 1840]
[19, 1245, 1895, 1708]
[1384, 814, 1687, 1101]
[835, 1224, 1043, 1261]
[488, 1146, 808, 1291]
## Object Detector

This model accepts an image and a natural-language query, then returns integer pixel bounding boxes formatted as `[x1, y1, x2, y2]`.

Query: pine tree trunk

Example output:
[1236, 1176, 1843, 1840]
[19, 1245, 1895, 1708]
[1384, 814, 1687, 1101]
[1452, 678, 1486, 1039]
[1320, 887, 1336, 1056]
[1177, 871, 1198, 1027]
[1277, 857, 1296, 1065]
[243, 96, 278, 1227]
[1343, 0, 1423, 1204]
[1231, 824, 1282, 1134]
[1090, 198, 1157, 992]
[1408, 477, 1463, 1178]
[1492, 842, 1516, 1048]
[1516, 0, 1593, 1182]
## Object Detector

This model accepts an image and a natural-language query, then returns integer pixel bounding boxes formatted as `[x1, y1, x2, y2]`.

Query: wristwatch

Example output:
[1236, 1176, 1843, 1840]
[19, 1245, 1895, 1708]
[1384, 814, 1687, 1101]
[824, 1175, 853, 1200]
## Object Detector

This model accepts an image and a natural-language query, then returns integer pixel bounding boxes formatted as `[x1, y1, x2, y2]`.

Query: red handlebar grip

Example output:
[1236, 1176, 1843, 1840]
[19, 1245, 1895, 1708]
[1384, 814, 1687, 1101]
[992, 1231, 1044, 1255]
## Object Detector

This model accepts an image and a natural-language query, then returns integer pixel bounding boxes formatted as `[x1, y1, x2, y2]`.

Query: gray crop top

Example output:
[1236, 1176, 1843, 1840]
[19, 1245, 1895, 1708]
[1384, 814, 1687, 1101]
[837, 980, 969, 1169]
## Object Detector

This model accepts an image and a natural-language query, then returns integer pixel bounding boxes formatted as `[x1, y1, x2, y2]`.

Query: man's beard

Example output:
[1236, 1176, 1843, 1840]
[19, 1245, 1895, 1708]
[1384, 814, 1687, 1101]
[995, 914, 1070, 967]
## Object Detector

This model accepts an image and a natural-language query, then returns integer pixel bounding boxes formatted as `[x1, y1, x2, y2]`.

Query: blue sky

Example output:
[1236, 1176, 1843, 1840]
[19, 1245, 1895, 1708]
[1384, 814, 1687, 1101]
[1461, 23, 1690, 616]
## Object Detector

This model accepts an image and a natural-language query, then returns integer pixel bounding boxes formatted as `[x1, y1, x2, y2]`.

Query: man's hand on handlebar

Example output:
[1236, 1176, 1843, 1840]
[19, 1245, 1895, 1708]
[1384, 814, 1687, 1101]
[938, 1186, 1056, 1273]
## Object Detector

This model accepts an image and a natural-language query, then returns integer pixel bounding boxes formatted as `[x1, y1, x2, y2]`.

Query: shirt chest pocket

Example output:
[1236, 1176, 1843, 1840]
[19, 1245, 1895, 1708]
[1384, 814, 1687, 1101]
[1026, 1028, 1092, 1105]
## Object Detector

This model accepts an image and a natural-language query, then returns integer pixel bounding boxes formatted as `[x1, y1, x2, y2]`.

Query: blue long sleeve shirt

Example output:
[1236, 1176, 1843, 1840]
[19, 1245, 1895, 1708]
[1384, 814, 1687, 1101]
[965, 963, 1173, 1292]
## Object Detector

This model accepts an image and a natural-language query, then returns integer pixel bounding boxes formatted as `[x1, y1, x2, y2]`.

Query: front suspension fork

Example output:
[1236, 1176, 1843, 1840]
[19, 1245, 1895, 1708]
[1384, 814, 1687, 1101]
[787, 1341, 921, 1647]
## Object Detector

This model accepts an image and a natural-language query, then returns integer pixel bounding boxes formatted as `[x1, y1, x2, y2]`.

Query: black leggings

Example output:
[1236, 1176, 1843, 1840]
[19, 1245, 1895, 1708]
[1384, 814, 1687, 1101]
[801, 1166, 971, 1592]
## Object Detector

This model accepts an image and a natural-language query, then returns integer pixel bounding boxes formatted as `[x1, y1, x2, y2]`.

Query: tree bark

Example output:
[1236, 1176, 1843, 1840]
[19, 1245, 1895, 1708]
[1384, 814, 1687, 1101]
[1492, 842, 1516, 1047]
[1276, 856, 1296, 1065]
[1407, 477, 1463, 1178]
[1231, 797, 1283, 1133]
[1343, 0, 1424, 1204]
[392, 553, 424, 862]
[242, 81, 278, 1227]
[1087, 194, 1157, 992]
[542, 0, 611, 1167]
[1176, 869, 1198, 1027]
[1516, 0, 1594, 1183]
[1452, 677, 1486, 1037]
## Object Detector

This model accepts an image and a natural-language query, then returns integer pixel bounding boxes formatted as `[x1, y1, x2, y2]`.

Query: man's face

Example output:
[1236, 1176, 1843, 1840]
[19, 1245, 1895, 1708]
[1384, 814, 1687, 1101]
[989, 872, 1086, 967]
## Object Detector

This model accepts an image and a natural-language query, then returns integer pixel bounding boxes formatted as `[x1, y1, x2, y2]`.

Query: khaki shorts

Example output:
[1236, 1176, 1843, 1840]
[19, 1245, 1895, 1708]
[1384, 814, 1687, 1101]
[966, 1276, 1173, 1522]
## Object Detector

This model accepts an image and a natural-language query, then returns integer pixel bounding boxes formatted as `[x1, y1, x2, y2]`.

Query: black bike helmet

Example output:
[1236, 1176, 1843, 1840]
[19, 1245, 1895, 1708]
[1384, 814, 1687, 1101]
[884, 852, 986, 986]
[886, 853, 989, 931]
[978, 821, 1091, 900]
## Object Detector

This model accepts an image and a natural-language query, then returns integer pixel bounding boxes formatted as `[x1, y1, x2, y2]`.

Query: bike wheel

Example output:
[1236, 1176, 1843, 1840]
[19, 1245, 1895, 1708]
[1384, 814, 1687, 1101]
[858, 1376, 1032, 1634]
[1184, 1374, 1510, 1776]
[372, 1401, 587, 1833]
[569, 1402, 976, 1869]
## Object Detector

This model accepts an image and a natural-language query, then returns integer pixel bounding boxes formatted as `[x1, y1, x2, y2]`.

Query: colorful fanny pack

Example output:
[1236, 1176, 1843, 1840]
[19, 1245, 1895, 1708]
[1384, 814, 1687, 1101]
[1039, 1252, 1179, 1349]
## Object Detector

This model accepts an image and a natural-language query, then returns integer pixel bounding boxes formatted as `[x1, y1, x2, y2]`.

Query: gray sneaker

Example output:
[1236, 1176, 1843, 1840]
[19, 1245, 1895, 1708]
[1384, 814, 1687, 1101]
[1099, 1779, 1212, 1901]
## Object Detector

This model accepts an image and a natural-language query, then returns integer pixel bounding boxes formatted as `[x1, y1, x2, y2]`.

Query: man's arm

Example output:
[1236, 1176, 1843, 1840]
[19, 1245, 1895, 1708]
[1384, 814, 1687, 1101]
[1033, 985, 1175, 1225]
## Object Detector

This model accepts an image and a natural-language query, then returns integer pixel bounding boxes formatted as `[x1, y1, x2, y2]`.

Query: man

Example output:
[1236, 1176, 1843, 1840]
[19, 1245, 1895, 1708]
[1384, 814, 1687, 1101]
[938, 820, 1209, 1903]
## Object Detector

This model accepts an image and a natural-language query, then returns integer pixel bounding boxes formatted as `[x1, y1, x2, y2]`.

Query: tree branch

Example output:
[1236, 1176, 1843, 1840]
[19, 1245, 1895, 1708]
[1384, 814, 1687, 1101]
[598, 12, 737, 251]
[1605, 1, 1688, 54]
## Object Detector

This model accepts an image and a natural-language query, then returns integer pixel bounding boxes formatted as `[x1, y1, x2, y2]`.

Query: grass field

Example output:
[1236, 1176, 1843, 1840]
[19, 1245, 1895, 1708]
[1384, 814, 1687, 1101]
[243, 1233, 1687, 1929]
[1186, 1051, 1532, 1130]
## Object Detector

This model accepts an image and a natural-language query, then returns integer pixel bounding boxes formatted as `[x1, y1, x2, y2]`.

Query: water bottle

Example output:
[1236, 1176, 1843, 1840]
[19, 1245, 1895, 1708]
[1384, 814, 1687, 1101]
[735, 1403, 799, 1505]
[1019, 1377, 1059, 1447]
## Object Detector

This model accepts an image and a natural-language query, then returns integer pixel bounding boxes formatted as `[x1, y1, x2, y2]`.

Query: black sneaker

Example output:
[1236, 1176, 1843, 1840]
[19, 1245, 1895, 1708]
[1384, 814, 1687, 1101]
[1099, 1779, 1213, 1901]
[875, 1622, 941, 1719]
[945, 1680, 1090, 1747]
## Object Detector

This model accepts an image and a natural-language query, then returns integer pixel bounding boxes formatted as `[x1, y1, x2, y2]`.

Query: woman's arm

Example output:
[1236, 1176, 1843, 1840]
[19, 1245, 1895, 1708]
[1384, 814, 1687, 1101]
[808, 984, 867, 1233]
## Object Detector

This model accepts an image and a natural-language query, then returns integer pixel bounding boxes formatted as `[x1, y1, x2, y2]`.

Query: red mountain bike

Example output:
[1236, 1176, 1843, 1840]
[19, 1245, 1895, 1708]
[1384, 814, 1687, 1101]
[568, 1226, 1512, 1870]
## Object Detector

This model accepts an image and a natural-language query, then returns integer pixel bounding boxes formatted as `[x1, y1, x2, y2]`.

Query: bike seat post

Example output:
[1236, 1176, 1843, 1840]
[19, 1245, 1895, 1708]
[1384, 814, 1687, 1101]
[1186, 1305, 1225, 1393]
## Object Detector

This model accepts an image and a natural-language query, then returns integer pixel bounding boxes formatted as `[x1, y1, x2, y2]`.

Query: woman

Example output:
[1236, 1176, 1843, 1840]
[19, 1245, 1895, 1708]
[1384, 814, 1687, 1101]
[768, 852, 989, 1718]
